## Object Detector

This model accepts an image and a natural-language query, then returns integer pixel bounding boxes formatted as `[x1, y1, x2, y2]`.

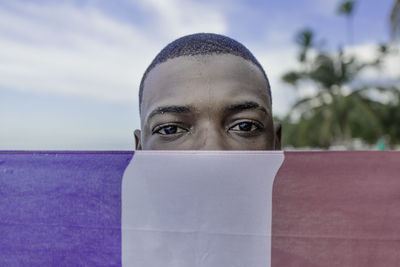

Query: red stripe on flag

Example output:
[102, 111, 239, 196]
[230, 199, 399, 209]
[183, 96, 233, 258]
[272, 151, 400, 267]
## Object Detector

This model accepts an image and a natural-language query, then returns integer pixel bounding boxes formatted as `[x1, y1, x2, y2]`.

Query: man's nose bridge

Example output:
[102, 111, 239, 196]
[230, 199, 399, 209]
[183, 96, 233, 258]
[197, 123, 225, 150]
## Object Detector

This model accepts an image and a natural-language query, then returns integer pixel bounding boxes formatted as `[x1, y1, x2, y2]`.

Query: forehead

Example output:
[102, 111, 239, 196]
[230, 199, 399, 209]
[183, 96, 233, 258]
[141, 54, 271, 118]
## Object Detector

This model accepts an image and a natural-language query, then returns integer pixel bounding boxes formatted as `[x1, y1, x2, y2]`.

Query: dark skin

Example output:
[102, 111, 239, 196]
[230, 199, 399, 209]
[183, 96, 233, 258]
[135, 54, 281, 150]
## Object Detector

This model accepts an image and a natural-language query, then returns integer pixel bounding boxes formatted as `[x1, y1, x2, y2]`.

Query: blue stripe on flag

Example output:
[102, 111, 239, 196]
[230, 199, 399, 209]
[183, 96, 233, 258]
[0, 152, 133, 266]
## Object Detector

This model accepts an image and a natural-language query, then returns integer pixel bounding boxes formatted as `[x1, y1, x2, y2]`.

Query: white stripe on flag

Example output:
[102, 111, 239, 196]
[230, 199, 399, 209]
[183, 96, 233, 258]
[122, 151, 284, 267]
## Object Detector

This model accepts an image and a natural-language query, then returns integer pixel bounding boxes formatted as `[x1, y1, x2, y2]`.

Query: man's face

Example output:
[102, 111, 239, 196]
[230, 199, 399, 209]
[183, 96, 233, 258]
[135, 54, 280, 150]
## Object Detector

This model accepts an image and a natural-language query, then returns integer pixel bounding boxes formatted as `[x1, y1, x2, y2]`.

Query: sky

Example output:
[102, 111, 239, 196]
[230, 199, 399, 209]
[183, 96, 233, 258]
[0, 0, 398, 150]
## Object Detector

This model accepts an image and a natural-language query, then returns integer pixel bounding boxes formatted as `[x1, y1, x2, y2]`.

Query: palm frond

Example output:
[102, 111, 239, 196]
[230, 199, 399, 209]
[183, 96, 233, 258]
[390, 0, 400, 40]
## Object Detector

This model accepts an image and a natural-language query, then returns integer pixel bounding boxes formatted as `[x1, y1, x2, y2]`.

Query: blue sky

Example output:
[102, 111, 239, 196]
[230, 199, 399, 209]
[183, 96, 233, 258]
[0, 0, 398, 150]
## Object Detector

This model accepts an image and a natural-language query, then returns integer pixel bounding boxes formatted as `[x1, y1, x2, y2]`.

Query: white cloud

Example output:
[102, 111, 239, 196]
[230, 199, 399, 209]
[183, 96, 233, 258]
[251, 44, 301, 116]
[0, 0, 229, 103]
[308, 0, 340, 17]
[0, 2, 161, 105]
[345, 42, 400, 82]
[133, 0, 228, 39]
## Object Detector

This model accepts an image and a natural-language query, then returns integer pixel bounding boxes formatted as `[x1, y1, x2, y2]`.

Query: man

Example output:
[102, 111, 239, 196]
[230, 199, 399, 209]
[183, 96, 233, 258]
[134, 33, 281, 150]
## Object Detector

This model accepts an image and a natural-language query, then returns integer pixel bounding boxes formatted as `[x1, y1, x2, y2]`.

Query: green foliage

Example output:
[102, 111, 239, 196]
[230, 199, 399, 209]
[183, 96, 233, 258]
[282, 71, 303, 85]
[337, 1, 355, 16]
[279, 91, 390, 148]
[374, 89, 400, 145]
[390, 0, 400, 39]
[337, 1, 356, 44]
[295, 29, 314, 62]
[280, 2, 400, 149]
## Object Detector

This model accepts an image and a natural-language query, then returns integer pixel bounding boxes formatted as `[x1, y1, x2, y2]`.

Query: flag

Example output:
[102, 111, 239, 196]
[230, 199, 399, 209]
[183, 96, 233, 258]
[0, 151, 399, 266]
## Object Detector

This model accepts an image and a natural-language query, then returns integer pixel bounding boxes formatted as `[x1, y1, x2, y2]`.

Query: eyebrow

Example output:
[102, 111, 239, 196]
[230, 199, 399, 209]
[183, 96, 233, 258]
[225, 101, 267, 114]
[147, 105, 194, 119]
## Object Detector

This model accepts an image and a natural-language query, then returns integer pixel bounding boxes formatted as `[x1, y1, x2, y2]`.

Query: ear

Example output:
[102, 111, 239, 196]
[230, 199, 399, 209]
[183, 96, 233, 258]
[134, 129, 142, 150]
[273, 123, 282, 150]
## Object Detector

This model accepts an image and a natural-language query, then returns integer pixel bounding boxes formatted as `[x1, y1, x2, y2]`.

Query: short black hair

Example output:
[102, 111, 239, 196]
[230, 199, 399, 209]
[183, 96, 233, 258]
[139, 33, 271, 110]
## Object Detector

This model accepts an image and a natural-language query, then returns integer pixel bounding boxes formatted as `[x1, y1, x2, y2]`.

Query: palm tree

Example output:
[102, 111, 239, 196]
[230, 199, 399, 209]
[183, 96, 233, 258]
[282, 29, 315, 85]
[295, 28, 314, 63]
[337, 1, 356, 45]
[378, 87, 400, 147]
[391, 0, 400, 40]
[281, 28, 393, 148]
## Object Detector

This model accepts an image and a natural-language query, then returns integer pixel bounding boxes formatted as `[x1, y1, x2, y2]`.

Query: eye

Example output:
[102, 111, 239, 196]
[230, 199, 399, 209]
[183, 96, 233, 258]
[229, 121, 262, 132]
[153, 124, 188, 135]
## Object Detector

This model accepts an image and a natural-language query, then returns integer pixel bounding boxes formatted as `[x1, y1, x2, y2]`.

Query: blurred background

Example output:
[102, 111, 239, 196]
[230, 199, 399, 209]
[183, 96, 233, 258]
[0, 0, 399, 150]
